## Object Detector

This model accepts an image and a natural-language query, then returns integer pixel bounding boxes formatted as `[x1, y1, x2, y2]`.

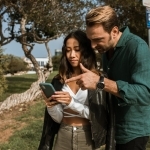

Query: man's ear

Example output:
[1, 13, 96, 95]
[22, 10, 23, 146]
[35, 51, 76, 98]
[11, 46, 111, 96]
[111, 26, 119, 39]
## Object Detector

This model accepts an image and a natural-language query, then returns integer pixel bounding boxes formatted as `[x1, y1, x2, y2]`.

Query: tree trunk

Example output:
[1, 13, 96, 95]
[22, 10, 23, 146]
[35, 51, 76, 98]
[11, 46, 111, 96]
[0, 74, 44, 113]
[44, 42, 53, 80]
[0, 15, 51, 113]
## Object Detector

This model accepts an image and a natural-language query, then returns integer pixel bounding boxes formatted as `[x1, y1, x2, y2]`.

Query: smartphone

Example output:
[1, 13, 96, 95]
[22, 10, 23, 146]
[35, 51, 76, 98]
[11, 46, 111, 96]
[39, 83, 56, 98]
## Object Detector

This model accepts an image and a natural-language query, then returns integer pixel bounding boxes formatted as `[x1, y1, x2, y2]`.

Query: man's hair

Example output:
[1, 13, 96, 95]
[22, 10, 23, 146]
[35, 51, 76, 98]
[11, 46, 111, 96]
[86, 5, 119, 33]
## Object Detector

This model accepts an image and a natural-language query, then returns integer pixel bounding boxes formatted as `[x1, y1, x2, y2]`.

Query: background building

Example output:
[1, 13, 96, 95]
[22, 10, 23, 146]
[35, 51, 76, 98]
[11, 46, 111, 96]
[23, 57, 49, 71]
[55, 49, 62, 56]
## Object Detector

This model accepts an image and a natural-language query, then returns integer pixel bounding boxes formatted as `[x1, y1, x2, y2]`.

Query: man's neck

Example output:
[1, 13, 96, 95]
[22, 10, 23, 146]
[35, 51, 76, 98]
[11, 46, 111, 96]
[113, 31, 122, 48]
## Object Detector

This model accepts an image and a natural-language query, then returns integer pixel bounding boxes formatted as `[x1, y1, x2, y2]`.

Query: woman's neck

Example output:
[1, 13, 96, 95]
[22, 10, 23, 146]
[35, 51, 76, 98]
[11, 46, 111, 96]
[72, 67, 82, 77]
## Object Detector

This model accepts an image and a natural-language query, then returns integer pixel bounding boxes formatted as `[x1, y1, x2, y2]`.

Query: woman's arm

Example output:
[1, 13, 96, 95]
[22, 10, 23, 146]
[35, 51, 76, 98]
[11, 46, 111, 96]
[41, 89, 63, 123]
[47, 104, 63, 123]
[64, 98, 89, 119]
[51, 91, 90, 119]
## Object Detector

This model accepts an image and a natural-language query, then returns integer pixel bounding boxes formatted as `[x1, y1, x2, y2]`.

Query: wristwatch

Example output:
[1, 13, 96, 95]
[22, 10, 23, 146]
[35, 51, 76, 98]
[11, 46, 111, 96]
[96, 75, 105, 90]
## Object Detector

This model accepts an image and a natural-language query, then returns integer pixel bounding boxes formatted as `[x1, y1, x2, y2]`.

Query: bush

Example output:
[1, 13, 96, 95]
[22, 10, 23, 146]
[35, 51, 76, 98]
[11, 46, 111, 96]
[0, 48, 7, 96]
[52, 55, 61, 71]
[5, 55, 28, 74]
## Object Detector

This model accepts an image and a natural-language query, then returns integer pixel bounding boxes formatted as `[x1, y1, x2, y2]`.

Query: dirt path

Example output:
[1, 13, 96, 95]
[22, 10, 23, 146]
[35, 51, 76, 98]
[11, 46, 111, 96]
[0, 101, 36, 143]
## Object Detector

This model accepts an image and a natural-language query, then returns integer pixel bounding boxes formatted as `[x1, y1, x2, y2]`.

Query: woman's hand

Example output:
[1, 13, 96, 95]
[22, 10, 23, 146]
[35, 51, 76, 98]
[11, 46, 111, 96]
[51, 91, 72, 105]
[41, 90, 59, 108]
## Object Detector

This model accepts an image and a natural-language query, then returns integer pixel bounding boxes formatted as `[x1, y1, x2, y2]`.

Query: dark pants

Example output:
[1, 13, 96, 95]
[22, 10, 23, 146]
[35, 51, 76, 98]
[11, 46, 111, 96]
[116, 136, 149, 150]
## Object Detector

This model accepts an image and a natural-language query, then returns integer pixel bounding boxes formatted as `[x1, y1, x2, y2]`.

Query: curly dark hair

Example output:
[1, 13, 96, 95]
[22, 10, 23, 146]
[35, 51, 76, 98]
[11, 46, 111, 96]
[57, 30, 98, 82]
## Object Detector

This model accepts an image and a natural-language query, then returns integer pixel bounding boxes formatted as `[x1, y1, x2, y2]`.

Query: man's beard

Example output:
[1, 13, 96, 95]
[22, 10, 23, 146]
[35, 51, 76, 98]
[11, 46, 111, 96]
[95, 35, 113, 53]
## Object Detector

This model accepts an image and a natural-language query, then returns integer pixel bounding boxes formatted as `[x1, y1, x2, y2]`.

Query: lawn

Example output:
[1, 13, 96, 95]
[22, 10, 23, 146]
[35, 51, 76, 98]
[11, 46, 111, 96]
[0, 101, 45, 150]
[0, 72, 56, 102]
[0, 71, 150, 150]
[0, 71, 57, 150]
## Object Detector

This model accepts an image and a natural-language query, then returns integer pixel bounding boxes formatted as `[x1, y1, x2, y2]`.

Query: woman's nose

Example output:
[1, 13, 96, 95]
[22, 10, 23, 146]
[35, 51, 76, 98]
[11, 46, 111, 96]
[70, 50, 75, 57]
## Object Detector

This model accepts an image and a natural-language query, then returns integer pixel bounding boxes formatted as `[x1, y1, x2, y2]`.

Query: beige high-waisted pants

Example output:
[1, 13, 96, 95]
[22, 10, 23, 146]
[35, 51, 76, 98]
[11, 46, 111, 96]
[53, 123, 95, 150]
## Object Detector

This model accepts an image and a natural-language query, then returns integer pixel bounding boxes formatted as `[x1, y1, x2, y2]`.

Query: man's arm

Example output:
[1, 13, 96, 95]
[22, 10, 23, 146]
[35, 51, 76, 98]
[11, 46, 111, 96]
[104, 77, 120, 97]
[65, 63, 121, 98]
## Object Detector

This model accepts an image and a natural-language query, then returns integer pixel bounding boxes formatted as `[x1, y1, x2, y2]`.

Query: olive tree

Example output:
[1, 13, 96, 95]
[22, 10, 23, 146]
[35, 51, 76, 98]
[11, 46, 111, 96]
[0, 0, 97, 112]
[98, 0, 147, 42]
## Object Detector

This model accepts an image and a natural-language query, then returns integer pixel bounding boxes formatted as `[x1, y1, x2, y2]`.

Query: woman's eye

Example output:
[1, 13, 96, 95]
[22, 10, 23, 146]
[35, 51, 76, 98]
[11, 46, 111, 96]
[75, 48, 80, 51]
[66, 49, 70, 52]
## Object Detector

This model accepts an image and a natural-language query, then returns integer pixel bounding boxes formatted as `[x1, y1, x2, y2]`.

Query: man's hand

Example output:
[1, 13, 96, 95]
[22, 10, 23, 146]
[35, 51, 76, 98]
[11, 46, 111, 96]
[65, 63, 100, 90]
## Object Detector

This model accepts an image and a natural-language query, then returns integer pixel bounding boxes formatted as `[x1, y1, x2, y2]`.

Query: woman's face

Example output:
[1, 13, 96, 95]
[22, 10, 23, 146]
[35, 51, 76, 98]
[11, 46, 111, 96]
[66, 37, 81, 68]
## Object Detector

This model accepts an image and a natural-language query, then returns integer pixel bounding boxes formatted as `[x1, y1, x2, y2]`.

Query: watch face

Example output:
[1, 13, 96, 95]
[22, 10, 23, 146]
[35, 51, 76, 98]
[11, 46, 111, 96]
[97, 82, 105, 90]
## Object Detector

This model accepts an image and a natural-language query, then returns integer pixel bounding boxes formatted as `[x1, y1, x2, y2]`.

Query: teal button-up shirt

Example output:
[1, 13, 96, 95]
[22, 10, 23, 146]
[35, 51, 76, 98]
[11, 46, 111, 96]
[103, 27, 150, 144]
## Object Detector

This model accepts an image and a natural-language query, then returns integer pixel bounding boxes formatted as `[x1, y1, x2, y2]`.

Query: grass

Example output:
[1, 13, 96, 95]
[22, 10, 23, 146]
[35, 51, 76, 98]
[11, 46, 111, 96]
[0, 72, 57, 102]
[0, 101, 45, 150]
[0, 71, 57, 150]
[0, 71, 150, 150]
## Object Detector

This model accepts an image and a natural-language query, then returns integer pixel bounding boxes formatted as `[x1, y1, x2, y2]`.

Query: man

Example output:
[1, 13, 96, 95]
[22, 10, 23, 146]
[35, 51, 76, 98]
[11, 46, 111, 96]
[65, 5, 150, 150]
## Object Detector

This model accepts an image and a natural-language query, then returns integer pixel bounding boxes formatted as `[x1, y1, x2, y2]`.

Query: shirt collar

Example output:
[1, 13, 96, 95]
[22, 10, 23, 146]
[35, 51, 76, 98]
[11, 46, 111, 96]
[115, 26, 130, 49]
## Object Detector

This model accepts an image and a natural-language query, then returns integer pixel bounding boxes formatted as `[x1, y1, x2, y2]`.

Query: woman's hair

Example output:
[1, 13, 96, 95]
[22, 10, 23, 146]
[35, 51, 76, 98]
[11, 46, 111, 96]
[86, 5, 119, 33]
[58, 30, 98, 82]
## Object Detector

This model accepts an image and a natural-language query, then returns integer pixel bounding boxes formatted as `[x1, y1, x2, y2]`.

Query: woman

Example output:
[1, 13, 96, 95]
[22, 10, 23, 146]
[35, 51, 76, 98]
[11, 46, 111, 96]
[38, 30, 115, 150]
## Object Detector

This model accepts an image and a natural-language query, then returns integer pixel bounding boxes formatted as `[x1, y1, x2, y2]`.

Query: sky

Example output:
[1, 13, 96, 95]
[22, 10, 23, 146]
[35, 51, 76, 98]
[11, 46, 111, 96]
[2, 36, 64, 58]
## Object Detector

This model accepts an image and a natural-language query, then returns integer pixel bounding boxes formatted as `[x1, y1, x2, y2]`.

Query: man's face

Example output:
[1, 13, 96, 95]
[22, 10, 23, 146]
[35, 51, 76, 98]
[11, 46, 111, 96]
[86, 24, 115, 53]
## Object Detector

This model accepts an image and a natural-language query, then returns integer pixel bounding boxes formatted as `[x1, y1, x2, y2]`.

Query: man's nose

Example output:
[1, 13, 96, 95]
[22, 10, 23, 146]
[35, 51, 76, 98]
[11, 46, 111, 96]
[91, 41, 97, 50]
